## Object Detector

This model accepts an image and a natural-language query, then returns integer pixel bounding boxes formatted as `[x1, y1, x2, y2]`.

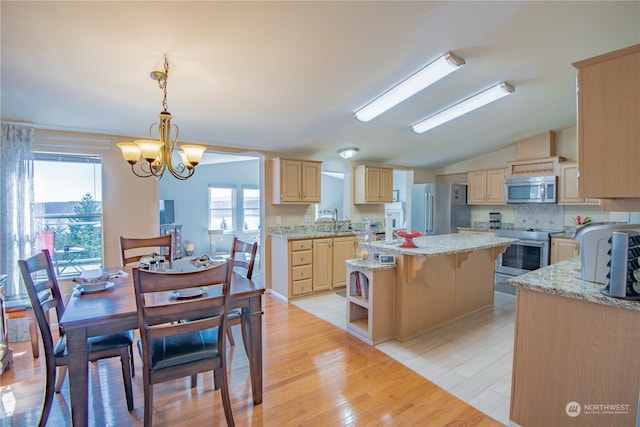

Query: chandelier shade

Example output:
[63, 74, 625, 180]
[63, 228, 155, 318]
[117, 56, 206, 180]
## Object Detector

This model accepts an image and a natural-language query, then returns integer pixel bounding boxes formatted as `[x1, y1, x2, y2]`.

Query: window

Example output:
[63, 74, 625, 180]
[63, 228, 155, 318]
[33, 152, 103, 277]
[209, 186, 235, 232]
[242, 187, 260, 232]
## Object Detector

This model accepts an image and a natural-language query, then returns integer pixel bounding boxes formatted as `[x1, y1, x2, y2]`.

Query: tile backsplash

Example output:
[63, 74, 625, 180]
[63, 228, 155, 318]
[514, 204, 564, 230]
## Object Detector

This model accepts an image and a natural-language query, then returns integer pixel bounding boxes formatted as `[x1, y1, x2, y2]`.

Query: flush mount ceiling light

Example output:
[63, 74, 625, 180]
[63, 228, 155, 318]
[338, 147, 359, 159]
[354, 52, 465, 123]
[412, 82, 515, 134]
[117, 55, 206, 180]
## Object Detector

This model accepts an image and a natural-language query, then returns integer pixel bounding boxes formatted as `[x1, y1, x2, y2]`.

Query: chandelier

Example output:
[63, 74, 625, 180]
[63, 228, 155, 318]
[117, 56, 206, 180]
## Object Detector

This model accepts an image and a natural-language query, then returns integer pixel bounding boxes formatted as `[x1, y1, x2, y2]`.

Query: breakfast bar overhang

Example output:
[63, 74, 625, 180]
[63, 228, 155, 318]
[362, 234, 517, 342]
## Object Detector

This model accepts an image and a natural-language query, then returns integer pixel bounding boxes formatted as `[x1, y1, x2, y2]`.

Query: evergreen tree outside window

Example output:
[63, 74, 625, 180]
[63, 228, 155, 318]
[209, 186, 235, 232]
[33, 153, 103, 276]
[242, 187, 260, 232]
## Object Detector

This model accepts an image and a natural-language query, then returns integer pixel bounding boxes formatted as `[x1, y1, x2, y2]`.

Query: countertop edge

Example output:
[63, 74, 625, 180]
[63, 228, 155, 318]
[507, 257, 640, 312]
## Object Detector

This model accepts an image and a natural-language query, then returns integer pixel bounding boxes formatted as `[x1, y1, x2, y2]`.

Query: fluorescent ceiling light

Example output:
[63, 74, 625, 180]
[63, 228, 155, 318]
[354, 52, 465, 122]
[412, 82, 515, 134]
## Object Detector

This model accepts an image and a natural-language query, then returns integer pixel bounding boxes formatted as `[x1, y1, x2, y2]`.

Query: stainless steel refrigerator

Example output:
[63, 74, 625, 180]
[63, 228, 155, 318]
[410, 183, 470, 234]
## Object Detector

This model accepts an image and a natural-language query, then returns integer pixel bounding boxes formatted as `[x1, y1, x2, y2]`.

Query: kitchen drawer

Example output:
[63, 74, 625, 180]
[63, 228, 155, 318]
[291, 250, 312, 266]
[290, 240, 312, 251]
[292, 278, 313, 295]
[291, 265, 312, 281]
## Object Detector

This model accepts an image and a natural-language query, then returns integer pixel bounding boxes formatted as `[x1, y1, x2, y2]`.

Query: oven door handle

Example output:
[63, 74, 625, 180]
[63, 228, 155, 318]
[514, 239, 547, 247]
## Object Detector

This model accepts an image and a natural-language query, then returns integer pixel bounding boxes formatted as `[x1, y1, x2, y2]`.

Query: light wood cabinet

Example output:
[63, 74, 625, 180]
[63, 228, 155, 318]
[354, 165, 393, 204]
[573, 44, 640, 204]
[312, 238, 332, 291]
[467, 168, 505, 205]
[272, 157, 322, 204]
[313, 236, 357, 291]
[332, 236, 356, 288]
[558, 163, 600, 205]
[550, 236, 580, 264]
[271, 235, 356, 300]
[346, 264, 395, 345]
[271, 238, 313, 299]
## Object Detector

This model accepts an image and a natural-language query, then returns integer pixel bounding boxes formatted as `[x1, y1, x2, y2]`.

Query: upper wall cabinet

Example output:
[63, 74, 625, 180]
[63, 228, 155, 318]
[558, 163, 600, 206]
[272, 158, 322, 204]
[354, 165, 393, 204]
[573, 44, 640, 206]
[467, 168, 505, 205]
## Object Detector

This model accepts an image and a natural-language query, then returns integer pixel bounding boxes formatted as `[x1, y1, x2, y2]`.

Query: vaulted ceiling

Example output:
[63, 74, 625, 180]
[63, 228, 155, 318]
[1, 1, 639, 168]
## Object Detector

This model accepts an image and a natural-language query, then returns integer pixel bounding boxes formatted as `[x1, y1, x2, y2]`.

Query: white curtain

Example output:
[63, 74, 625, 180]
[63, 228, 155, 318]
[0, 123, 35, 297]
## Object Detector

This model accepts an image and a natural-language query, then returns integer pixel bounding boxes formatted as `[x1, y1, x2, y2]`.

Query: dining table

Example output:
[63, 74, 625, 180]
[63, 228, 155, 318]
[59, 261, 265, 427]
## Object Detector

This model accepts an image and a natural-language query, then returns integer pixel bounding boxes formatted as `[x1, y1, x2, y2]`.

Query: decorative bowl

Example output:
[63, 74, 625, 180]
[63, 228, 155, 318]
[394, 230, 424, 248]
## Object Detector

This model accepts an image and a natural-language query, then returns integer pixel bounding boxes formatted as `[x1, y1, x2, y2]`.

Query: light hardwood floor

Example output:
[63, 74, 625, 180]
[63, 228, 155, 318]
[293, 291, 516, 425]
[1, 294, 502, 426]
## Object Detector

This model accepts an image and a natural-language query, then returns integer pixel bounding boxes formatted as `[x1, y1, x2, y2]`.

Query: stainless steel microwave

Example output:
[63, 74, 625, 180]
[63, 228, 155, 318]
[504, 175, 557, 203]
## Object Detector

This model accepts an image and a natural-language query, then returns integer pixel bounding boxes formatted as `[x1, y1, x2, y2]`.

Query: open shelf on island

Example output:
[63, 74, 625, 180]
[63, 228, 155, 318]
[345, 262, 395, 345]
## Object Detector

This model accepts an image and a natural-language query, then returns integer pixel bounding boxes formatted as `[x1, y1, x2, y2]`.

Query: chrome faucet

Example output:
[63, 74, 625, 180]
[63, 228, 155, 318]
[333, 208, 339, 232]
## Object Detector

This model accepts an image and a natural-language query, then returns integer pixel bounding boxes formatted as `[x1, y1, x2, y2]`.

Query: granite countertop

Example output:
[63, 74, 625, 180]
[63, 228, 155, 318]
[507, 257, 640, 312]
[345, 259, 397, 271]
[271, 230, 357, 240]
[360, 234, 518, 256]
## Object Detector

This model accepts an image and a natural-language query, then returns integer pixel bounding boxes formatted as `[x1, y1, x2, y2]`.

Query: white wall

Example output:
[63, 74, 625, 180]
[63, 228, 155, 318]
[159, 159, 260, 256]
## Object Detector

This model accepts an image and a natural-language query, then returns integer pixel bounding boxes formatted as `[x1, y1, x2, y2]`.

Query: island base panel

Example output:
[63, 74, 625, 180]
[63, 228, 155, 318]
[394, 248, 498, 342]
[510, 288, 640, 427]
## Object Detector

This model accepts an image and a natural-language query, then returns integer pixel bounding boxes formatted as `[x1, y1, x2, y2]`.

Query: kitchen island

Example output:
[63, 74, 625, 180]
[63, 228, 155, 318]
[507, 257, 640, 427]
[361, 234, 516, 342]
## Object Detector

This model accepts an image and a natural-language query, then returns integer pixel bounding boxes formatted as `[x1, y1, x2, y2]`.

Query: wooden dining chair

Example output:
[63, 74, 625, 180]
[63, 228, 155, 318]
[18, 249, 135, 427]
[132, 261, 235, 427]
[119, 235, 173, 266]
[226, 237, 258, 348]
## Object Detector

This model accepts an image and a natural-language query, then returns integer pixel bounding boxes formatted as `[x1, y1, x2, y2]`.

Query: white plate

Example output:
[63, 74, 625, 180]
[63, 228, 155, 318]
[74, 281, 115, 294]
[169, 286, 208, 299]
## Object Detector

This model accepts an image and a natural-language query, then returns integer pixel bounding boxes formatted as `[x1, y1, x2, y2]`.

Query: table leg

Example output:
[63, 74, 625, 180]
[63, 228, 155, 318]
[65, 328, 90, 427]
[244, 295, 263, 404]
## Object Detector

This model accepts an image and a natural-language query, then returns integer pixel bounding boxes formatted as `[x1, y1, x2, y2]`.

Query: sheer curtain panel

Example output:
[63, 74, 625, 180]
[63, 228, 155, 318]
[1, 123, 35, 296]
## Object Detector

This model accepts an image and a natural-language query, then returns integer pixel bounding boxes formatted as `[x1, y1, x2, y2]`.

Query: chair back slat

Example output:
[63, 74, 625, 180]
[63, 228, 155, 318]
[120, 235, 173, 266]
[141, 295, 226, 327]
[17, 249, 65, 363]
[230, 237, 258, 279]
[132, 261, 232, 341]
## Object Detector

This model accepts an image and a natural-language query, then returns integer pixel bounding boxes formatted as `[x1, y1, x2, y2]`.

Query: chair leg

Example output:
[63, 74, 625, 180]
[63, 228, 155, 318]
[217, 363, 235, 426]
[129, 343, 135, 377]
[213, 368, 220, 390]
[190, 374, 198, 389]
[143, 374, 153, 427]
[120, 347, 134, 411]
[240, 314, 250, 357]
[39, 361, 57, 427]
[227, 327, 235, 345]
[26, 310, 40, 359]
[54, 366, 67, 393]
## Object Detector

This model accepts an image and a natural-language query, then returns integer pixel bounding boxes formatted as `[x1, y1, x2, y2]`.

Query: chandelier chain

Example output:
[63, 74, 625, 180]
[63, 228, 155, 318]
[158, 56, 169, 112]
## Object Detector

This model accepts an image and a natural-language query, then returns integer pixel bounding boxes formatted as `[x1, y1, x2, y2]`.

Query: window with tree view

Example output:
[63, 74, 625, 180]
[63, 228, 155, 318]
[209, 186, 235, 232]
[34, 153, 103, 276]
[242, 187, 260, 232]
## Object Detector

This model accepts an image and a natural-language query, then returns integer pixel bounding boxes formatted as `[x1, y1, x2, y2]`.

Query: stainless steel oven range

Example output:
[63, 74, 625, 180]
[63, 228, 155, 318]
[494, 228, 561, 294]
